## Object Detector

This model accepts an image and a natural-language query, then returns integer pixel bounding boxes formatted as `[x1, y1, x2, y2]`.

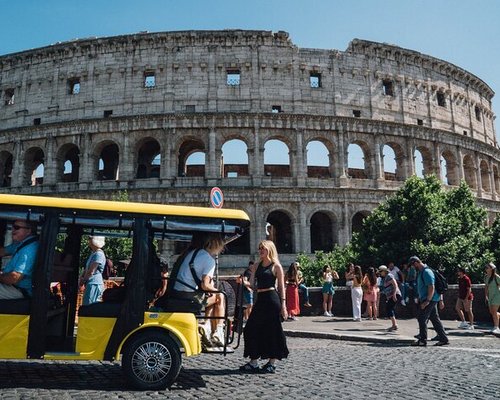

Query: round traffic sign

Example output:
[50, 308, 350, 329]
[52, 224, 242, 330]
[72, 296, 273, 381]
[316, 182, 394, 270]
[210, 187, 224, 208]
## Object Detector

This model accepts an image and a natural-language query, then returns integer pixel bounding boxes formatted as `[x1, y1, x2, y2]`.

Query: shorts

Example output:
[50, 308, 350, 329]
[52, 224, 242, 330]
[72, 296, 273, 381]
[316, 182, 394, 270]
[322, 282, 335, 296]
[243, 289, 253, 307]
[455, 298, 473, 312]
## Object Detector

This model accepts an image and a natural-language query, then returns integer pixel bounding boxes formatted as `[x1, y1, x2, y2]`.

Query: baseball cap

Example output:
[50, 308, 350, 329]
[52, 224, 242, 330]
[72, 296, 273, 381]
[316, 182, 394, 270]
[408, 256, 421, 264]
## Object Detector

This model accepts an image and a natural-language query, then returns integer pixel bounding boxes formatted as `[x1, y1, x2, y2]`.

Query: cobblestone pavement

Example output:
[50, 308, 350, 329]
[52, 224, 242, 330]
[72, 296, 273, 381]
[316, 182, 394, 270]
[0, 335, 498, 399]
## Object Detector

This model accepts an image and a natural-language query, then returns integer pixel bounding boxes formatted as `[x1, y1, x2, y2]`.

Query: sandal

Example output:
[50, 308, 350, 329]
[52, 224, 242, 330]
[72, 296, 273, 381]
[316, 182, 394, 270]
[260, 362, 276, 374]
[239, 362, 260, 373]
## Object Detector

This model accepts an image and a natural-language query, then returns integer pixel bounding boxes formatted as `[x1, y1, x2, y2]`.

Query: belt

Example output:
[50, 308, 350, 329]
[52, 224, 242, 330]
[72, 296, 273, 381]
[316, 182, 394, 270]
[257, 287, 275, 293]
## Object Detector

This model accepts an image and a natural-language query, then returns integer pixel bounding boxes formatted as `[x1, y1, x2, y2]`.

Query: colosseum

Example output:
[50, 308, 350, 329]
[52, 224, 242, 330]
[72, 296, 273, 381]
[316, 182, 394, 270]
[0, 29, 499, 266]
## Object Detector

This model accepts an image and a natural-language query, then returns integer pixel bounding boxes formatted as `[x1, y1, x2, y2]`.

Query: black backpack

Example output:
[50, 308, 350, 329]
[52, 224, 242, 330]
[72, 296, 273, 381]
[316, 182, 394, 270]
[430, 268, 448, 295]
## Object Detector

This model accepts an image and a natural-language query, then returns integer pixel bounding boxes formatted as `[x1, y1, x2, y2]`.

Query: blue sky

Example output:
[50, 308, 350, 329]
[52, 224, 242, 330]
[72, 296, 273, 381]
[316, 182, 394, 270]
[1, 0, 499, 169]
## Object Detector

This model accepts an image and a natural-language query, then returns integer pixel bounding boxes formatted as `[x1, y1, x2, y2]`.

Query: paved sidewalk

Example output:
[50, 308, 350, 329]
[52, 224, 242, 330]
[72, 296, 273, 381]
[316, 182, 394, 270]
[282, 315, 496, 344]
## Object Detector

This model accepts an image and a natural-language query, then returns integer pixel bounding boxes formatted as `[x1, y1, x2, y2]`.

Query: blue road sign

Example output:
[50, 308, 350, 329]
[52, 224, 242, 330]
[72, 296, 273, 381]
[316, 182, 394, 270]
[210, 187, 224, 208]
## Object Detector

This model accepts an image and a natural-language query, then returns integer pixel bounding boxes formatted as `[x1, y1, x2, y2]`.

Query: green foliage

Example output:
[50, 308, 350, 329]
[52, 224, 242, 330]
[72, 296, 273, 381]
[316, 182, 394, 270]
[488, 218, 500, 268]
[296, 244, 358, 286]
[351, 175, 491, 283]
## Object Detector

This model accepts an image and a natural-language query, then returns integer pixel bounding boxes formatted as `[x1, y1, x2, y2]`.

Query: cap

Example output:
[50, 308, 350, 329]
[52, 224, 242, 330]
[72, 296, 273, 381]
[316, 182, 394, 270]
[408, 256, 421, 264]
[378, 265, 388, 272]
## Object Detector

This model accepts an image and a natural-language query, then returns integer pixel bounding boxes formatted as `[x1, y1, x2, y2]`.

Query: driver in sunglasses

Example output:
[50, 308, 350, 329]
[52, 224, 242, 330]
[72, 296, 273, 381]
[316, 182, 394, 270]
[0, 220, 39, 299]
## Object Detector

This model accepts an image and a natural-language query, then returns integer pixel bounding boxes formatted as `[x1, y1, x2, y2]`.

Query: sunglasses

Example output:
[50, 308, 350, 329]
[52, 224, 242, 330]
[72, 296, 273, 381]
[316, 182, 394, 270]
[12, 224, 30, 231]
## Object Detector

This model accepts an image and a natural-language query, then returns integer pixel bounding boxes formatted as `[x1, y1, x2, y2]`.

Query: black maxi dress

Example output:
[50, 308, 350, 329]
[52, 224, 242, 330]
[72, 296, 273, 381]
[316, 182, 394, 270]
[243, 262, 289, 360]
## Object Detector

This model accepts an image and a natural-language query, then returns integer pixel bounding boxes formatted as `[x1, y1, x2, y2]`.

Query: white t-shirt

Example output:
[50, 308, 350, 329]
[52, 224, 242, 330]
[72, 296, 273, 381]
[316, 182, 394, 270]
[389, 266, 402, 283]
[173, 249, 215, 292]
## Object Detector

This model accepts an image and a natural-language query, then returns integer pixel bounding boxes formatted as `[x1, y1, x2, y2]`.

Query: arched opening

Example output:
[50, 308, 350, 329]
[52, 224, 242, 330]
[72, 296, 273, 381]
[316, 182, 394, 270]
[97, 143, 119, 181]
[222, 139, 248, 177]
[310, 211, 335, 252]
[306, 140, 331, 178]
[480, 160, 491, 192]
[266, 210, 293, 254]
[136, 138, 161, 179]
[352, 211, 370, 235]
[178, 139, 205, 177]
[57, 144, 80, 183]
[463, 155, 477, 189]
[414, 149, 425, 178]
[382, 145, 397, 181]
[441, 151, 458, 186]
[264, 139, 290, 177]
[347, 143, 367, 179]
[24, 147, 44, 186]
[0, 151, 13, 187]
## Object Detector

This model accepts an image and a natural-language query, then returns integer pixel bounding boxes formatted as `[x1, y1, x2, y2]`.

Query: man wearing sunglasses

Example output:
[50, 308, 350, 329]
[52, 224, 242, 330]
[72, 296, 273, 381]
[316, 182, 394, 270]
[0, 220, 39, 299]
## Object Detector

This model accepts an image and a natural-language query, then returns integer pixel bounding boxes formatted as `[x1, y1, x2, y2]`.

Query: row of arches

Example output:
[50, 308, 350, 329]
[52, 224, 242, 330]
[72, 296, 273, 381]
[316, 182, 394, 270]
[0, 135, 498, 195]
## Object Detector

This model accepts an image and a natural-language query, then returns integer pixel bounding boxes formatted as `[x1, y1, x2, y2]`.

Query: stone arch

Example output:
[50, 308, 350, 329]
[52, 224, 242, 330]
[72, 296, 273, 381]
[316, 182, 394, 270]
[310, 210, 337, 252]
[178, 138, 205, 177]
[463, 154, 477, 189]
[352, 210, 371, 235]
[0, 150, 13, 187]
[306, 139, 332, 178]
[383, 142, 405, 181]
[441, 150, 458, 186]
[24, 147, 44, 186]
[479, 160, 491, 192]
[56, 143, 80, 183]
[415, 146, 433, 177]
[94, 140, 120, 181]
[264, 139, 290, 177]
[135, 137, 161, 179]
[347, 141, 371, 179]
[222, 138, 248, 177]
[493, 165, 500, 193]
[266, 209, 294, 254]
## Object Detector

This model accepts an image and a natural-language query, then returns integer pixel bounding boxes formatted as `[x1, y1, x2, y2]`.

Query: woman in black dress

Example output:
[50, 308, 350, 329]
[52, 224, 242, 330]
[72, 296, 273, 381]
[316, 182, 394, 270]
[239, 240, 289, 373]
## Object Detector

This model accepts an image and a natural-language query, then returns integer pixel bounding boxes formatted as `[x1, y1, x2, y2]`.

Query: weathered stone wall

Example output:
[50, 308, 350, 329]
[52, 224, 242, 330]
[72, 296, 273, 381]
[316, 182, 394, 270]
[0, 30, 499, 267]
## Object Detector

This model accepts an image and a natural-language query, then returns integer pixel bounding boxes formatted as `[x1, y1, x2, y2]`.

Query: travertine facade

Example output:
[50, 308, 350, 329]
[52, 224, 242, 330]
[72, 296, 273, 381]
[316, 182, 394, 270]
[0, 30, 498, 266]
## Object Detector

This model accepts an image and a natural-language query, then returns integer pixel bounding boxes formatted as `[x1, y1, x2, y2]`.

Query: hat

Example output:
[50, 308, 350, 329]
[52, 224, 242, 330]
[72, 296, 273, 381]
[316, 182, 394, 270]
[378, 265, 388, 272]
[408, 256, 421, 264]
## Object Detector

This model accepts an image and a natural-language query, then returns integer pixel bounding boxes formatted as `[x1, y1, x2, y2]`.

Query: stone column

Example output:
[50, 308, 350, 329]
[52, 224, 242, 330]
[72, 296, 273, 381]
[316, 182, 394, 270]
[489, 160, 496, 201]
[298, 203, 308, 253]
[253, 125, 263, 185]
[253, 199, 265, 252]
[338, 203, 350, 246]
[295, 129, 306, 185]
[457, 147, 464, 183]
[433, 142, 441, 179]
[406, 140, 415, 177]
[206, 130, 217, 180]
[336, 130, 348, 186]
[475, 153, 482, 197]
[11, 140, 23, 187]
[79, 132, 92, 184]
[374, 138, 384, 182]
[43, 136, 56, 185]
[119, 132, 134, 181]
[161, 129, 172, 180]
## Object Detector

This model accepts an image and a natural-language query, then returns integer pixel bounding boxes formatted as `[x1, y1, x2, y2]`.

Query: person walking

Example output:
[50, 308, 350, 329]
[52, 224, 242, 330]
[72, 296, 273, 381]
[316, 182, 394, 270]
[240, 240, 289, 373]
[351, 265, 363, 321]
[456, 267, 474, 330]
[378, 265, 401, 331]
[410, 256, 449, 346]
[484, 263, 500, 335]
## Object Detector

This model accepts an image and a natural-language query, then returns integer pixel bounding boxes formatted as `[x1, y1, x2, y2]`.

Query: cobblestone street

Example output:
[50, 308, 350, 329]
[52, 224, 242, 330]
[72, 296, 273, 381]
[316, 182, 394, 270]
[0, 335, 498, 399]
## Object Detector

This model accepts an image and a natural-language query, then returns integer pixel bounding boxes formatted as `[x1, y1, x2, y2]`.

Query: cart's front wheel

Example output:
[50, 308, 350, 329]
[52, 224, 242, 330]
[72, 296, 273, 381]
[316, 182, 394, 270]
[122, 331, 181, 390]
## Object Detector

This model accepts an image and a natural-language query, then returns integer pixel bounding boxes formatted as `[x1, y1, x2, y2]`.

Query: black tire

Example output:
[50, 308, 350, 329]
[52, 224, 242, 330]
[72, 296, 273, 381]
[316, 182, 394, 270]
[122, 331, 181, 390]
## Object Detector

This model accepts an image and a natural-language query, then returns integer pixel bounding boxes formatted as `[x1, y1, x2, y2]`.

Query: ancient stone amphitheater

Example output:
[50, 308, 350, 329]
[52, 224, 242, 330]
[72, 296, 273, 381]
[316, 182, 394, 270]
[0, 30, 498, 266]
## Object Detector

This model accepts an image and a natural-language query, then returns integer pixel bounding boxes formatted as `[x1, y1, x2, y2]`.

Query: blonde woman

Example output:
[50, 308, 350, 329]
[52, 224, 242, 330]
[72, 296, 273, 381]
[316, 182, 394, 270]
[79, 236, 106, 305]
[484, 263, 500, 334]
[240, 240, 289, 373]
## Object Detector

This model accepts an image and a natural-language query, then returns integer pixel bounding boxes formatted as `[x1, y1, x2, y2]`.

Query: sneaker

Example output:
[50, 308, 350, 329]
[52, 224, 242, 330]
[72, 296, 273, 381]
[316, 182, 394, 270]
[239, 362, 260, 373]
[411, 339, 427, 347]
[401, 299, 406, 306]
[434, 340, 450, 346]
[291, 316, 299, 321]
[465, 325, 475, 330]
[260, 362, 276, 374]
[304, 302, 312, 307]
[387, 325, 398, 331]
[491, 327, 500, 334]
[458, 321, 469, 329]
[323, 311, 331, 317]
[430, 335, 439, 341]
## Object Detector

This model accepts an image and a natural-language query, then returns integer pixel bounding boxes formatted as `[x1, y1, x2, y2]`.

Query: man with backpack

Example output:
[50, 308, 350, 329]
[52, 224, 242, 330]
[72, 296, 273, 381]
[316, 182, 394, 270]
[410, 255, 449, 347]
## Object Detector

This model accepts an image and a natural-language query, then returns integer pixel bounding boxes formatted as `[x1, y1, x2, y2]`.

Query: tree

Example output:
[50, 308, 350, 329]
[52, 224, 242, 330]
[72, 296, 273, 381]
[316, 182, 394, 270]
[351, 175, 491, 282]
[488, 217, 500, 268]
